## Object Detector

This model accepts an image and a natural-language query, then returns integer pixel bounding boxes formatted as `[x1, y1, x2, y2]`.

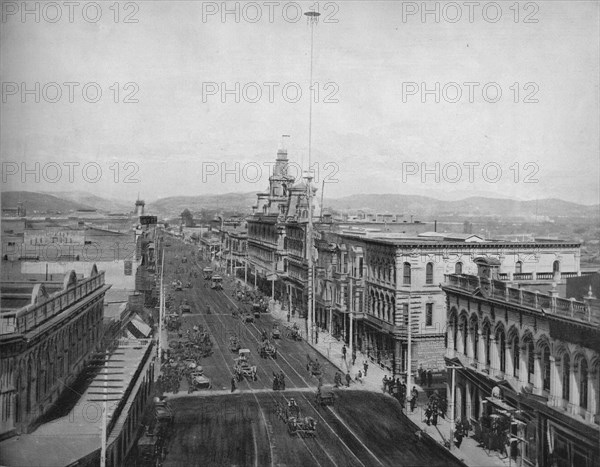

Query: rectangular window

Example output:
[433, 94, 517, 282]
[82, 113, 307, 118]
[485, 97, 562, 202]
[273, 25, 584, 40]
[425, 303, 433, 326]
[403, 303, 409, 326]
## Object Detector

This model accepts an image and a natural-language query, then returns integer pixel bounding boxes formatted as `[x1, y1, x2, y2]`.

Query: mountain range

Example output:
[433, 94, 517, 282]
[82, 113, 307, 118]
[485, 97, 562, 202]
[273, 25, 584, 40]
[1, 190, 598, 221]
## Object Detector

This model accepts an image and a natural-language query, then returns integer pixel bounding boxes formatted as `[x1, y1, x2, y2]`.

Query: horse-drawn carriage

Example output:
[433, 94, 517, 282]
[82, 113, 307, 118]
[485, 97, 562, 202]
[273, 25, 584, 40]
[286, 323, 302, 341]
[233, 349, 257, 381]
[229, 336, 241, 352]
[258, 340, 277, 359]
[288, 416, 317, 437]
[307, 355, 323, 379]
[274, 399, 317, 437]
[203, 267, 213, 280]
[271, 324, 281, 340]
[189, 370, 211, 391]
[315, 385, 335, 407]
[211, 275, 223, 290]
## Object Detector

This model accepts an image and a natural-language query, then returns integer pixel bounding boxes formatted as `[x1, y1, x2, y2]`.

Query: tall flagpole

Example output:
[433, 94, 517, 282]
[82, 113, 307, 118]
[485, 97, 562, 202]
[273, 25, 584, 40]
[305, 9, 320, 345]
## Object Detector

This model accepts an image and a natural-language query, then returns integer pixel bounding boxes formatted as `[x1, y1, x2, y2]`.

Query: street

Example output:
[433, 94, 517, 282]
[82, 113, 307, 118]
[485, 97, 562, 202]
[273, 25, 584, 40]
[136, 237, 465, 467]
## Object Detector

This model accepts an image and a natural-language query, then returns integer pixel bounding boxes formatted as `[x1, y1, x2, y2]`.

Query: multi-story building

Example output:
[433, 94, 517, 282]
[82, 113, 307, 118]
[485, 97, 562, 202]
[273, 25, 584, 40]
[246, 143, 319, 306]
[313, 231, 582, 376]
[0, 265, 110, 438]
[442, 258, 599, 467]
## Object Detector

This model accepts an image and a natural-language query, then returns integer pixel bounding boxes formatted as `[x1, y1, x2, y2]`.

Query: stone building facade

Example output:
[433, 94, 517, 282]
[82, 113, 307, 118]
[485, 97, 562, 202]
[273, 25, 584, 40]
[443, 258, 599, 467]
[0, 265, 110, 438]
[313, 232, 582, 376]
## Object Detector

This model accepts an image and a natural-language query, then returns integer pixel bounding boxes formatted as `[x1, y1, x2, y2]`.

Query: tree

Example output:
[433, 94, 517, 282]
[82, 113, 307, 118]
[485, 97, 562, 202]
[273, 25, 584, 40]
[181, 209, 194, 227]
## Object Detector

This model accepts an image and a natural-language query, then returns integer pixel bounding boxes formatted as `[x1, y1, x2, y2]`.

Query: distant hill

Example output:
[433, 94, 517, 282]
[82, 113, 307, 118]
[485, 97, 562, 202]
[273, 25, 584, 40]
[325, 195, 599, 220]
[148, 193, 256, 217]
[41, 191, 132, 213]
[3, 190, 598, 221]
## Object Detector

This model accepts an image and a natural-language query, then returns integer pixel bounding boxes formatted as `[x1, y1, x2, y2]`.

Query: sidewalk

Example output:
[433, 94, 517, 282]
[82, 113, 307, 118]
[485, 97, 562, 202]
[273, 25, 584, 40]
[269, 301, 511, 467]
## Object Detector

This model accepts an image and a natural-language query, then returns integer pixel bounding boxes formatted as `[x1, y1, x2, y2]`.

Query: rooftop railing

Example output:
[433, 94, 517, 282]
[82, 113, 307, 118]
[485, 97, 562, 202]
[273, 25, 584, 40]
[1, 272, 106, 336]
[444, 274, 598, 326]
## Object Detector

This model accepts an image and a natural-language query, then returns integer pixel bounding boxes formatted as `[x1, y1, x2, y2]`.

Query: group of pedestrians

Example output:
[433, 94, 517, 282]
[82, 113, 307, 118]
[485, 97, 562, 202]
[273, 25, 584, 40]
[418, 365, 434, 387]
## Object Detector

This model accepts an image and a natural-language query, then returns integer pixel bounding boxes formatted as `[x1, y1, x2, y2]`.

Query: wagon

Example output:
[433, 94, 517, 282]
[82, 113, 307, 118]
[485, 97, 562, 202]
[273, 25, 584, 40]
[316, 385, 335, 407]
[190, 371, 211, 390]
[211, 275, 223, 290]
[287, 416, 317, 437]
[233, 349, 257, 381]
[203, 267, 213, 280]
[242, 313, 254, 323]
[286, 324, 302, 341]
[229, 336, 241, 352]
[258, 340, 277, 359]
[271, 325, 281, 340]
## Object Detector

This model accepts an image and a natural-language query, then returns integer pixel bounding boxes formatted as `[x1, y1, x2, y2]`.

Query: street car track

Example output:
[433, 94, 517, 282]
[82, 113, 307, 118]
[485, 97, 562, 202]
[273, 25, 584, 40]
[170, 250, 380, 467]
[192, 263, 372, 467]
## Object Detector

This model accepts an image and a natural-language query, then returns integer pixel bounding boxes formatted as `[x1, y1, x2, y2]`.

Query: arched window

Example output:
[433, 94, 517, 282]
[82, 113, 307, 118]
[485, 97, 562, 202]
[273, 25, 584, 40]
[542, 345, 551, 391]
[461, 317, 468, 355]
[515, 261, 523, 274]
[472, 320, 479, 360]
[525, 337, 535, 384]
[512, 337, 520, 377]
[497, 328, 506, 373]
[452, 314, 458, 351]
[553, 260, 560, 274]
[403, 263, 411, 285]
[579, 358, 588, 409]
[426, 262, 434, 284]
[484, 325, 491, 367]
[562, 353, 570, 401]
[455, 262, 463, 274]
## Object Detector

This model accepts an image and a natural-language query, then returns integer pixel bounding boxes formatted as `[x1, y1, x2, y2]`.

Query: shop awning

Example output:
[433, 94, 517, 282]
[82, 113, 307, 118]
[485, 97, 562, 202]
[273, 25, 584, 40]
[485, 396, 517, 413]
[126, 315, 152, 338]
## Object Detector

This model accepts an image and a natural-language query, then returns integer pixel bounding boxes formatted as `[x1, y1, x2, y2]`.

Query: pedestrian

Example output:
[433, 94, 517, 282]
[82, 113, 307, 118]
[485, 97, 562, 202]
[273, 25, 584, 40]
[418, 365, 424, 385]
[363, 360, 369, 376]
[351, 349, 356, 366]
[427, 369, 433, 388]
[231, 376, 236, 393]
[410, 386, 418, 412]
[345, 372, 351, 387]
[287, 312, 290, 322]
[342, 345, 347, 361]
[356, 370, 363, 384]
[454, 425, 464, 448]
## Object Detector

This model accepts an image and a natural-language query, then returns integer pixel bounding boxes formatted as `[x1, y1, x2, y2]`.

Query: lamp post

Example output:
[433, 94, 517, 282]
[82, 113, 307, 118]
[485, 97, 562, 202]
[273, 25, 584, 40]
[447, 364, 461, 450]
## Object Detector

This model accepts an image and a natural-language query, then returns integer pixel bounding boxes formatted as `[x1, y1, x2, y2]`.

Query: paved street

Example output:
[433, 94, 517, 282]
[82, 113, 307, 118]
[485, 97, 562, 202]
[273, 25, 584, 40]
[129, 238, 466, 467]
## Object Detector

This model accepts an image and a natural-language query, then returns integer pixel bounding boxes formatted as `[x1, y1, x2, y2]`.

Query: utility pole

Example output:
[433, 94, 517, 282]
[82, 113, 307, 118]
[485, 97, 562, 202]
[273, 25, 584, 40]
[158, 249, 165, 361]
[348, 275, 354, 361]
[100, 349, 108, 467]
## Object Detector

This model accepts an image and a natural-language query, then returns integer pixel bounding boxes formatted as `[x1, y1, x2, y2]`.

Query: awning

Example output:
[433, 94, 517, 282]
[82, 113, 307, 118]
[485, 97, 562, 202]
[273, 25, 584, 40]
[485, 396, 517, 413]
[127, 315, 152, 338]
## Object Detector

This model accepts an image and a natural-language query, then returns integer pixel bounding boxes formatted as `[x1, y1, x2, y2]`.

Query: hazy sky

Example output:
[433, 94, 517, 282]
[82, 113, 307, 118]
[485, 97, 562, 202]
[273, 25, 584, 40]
[1, 1, 599, 205]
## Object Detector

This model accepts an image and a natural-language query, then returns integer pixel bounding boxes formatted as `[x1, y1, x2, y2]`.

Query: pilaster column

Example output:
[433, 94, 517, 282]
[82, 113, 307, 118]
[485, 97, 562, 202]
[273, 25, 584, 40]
[466, 381, 472, 420]
[533, 352, 543, 395]
[587, 367, 598, 423]
[490, 337, 499, 377]
[457, 326, 465, 356]
[518, 344, 528, 389]
[447, 325, 455, 359]
[505, 343, 514, 379]
[569, 362, 579, 415]
[477, 330, 485, 370]
[550, 356, 561, 407]
[466, 326, 475, 364]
